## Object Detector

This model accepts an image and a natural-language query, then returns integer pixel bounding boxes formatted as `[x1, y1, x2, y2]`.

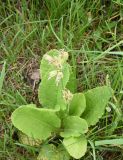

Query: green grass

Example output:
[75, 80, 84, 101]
[0, 0, 123, 159]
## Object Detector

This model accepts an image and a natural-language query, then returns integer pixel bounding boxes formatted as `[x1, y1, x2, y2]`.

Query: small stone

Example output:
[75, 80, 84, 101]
[30, 69, 40, 82]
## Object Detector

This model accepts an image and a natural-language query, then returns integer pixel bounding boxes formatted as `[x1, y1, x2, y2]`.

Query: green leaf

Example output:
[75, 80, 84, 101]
[82, 86, 113, 126]
[38, 49, 70, 110]
[37, 144, 57, 160]
[37, 144, 70, 160]
[11, 104, 61, 140]
[38, 63, 70, 109]
[60, 116, 88, 138]
[38, 77, 65, 110]
[57, 144, 70, 160]
[66, 67, 77, 93]
[69, 93, 86, 116]
[63, 136, 87, 159]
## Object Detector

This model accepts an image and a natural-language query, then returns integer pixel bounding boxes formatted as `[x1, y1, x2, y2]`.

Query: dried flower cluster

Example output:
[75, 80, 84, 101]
[63, 88, 73, 104]
[44, 50, 68, 86]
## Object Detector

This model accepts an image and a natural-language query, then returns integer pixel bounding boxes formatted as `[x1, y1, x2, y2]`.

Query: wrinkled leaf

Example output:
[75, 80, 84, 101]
[37, 144, 70, 160]
[69, 93, 86, 116]
[11, 104, 61, 140]
[60, 116, 88, 138]
[82, 86, 113, 126]
[63, 136, 87, 159]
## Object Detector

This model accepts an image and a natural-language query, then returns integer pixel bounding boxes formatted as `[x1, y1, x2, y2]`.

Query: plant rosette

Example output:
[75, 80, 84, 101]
[11, 49, 113, 159]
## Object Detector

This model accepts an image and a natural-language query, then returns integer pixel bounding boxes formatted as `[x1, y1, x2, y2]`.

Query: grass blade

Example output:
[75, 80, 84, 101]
[95, 139, 123, 146]
[0, 61, 6, 95]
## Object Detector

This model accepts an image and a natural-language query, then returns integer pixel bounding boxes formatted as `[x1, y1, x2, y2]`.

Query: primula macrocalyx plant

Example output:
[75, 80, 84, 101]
[11, 49, 113, 159]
